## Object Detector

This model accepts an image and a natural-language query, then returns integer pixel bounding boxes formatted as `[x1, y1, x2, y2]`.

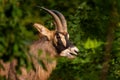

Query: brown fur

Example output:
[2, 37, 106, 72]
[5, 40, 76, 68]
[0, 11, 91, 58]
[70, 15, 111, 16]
[0, 24, 78, 80]
[0, 8, 79, 80]
[0, 36, 58, 80]
[28, 37, 57, 80]
[0, 24, 69, 80]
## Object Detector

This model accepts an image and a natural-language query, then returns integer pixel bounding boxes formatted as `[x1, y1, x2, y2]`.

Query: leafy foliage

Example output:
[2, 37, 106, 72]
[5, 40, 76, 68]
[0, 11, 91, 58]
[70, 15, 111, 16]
[50, 1, 120, 80]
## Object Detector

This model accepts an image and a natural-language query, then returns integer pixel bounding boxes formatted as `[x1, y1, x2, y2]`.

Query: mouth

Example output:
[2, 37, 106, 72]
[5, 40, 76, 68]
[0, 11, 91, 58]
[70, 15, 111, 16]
[60, 48, 79, 59]
[70, 52, 77, 56]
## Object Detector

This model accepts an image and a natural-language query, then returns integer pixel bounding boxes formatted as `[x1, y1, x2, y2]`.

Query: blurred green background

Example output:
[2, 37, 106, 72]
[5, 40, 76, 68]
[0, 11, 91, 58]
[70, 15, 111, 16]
[0, 0, 120, 80]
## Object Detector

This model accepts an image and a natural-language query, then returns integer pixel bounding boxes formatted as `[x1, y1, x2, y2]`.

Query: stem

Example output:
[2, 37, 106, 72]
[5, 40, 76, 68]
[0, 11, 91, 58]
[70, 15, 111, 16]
[100, 1, 119, 80]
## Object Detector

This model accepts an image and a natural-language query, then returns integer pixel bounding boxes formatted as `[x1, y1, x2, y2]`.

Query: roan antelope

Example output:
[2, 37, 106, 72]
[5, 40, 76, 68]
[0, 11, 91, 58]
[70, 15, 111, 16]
[0, 7, 79, 80]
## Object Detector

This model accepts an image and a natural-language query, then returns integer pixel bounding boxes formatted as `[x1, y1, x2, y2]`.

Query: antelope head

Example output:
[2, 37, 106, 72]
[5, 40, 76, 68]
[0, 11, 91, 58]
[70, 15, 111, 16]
[33, 7, 79, 58]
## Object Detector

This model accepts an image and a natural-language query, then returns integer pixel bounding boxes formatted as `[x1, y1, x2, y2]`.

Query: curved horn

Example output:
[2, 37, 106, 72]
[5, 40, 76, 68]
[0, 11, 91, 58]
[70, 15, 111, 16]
[52, 10, 67, 32]
[41, 7, 63, 32]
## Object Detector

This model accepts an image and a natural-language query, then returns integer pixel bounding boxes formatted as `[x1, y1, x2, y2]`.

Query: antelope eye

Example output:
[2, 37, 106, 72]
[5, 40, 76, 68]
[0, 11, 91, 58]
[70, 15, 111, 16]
[57, 36, 60, 38]
[56, 34, 60, 38]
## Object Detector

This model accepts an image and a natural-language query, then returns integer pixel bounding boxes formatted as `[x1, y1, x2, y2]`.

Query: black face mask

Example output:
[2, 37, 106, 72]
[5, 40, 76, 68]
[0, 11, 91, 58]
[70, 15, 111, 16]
[53, 32, 74, 54]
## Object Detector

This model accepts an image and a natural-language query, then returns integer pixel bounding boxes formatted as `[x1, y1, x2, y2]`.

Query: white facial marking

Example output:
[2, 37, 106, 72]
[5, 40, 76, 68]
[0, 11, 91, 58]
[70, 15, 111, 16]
[54, 36, 58, 46]
[59, 34, 66, 47]
[60, 49, 75, 58]
[67, 34, 69, 39]
[69, 47, 79, 55]
[60, 49, 70, 56]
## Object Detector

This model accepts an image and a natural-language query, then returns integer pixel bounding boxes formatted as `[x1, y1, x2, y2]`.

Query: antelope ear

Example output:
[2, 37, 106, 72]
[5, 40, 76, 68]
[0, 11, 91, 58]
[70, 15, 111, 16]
[33, 23, 51, 40]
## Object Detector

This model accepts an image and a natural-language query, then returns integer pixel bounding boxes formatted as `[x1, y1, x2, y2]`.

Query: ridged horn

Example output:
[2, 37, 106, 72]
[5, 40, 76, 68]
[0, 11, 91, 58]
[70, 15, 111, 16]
[41, 7, 63, 32]
[52, 10, 67, 32]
